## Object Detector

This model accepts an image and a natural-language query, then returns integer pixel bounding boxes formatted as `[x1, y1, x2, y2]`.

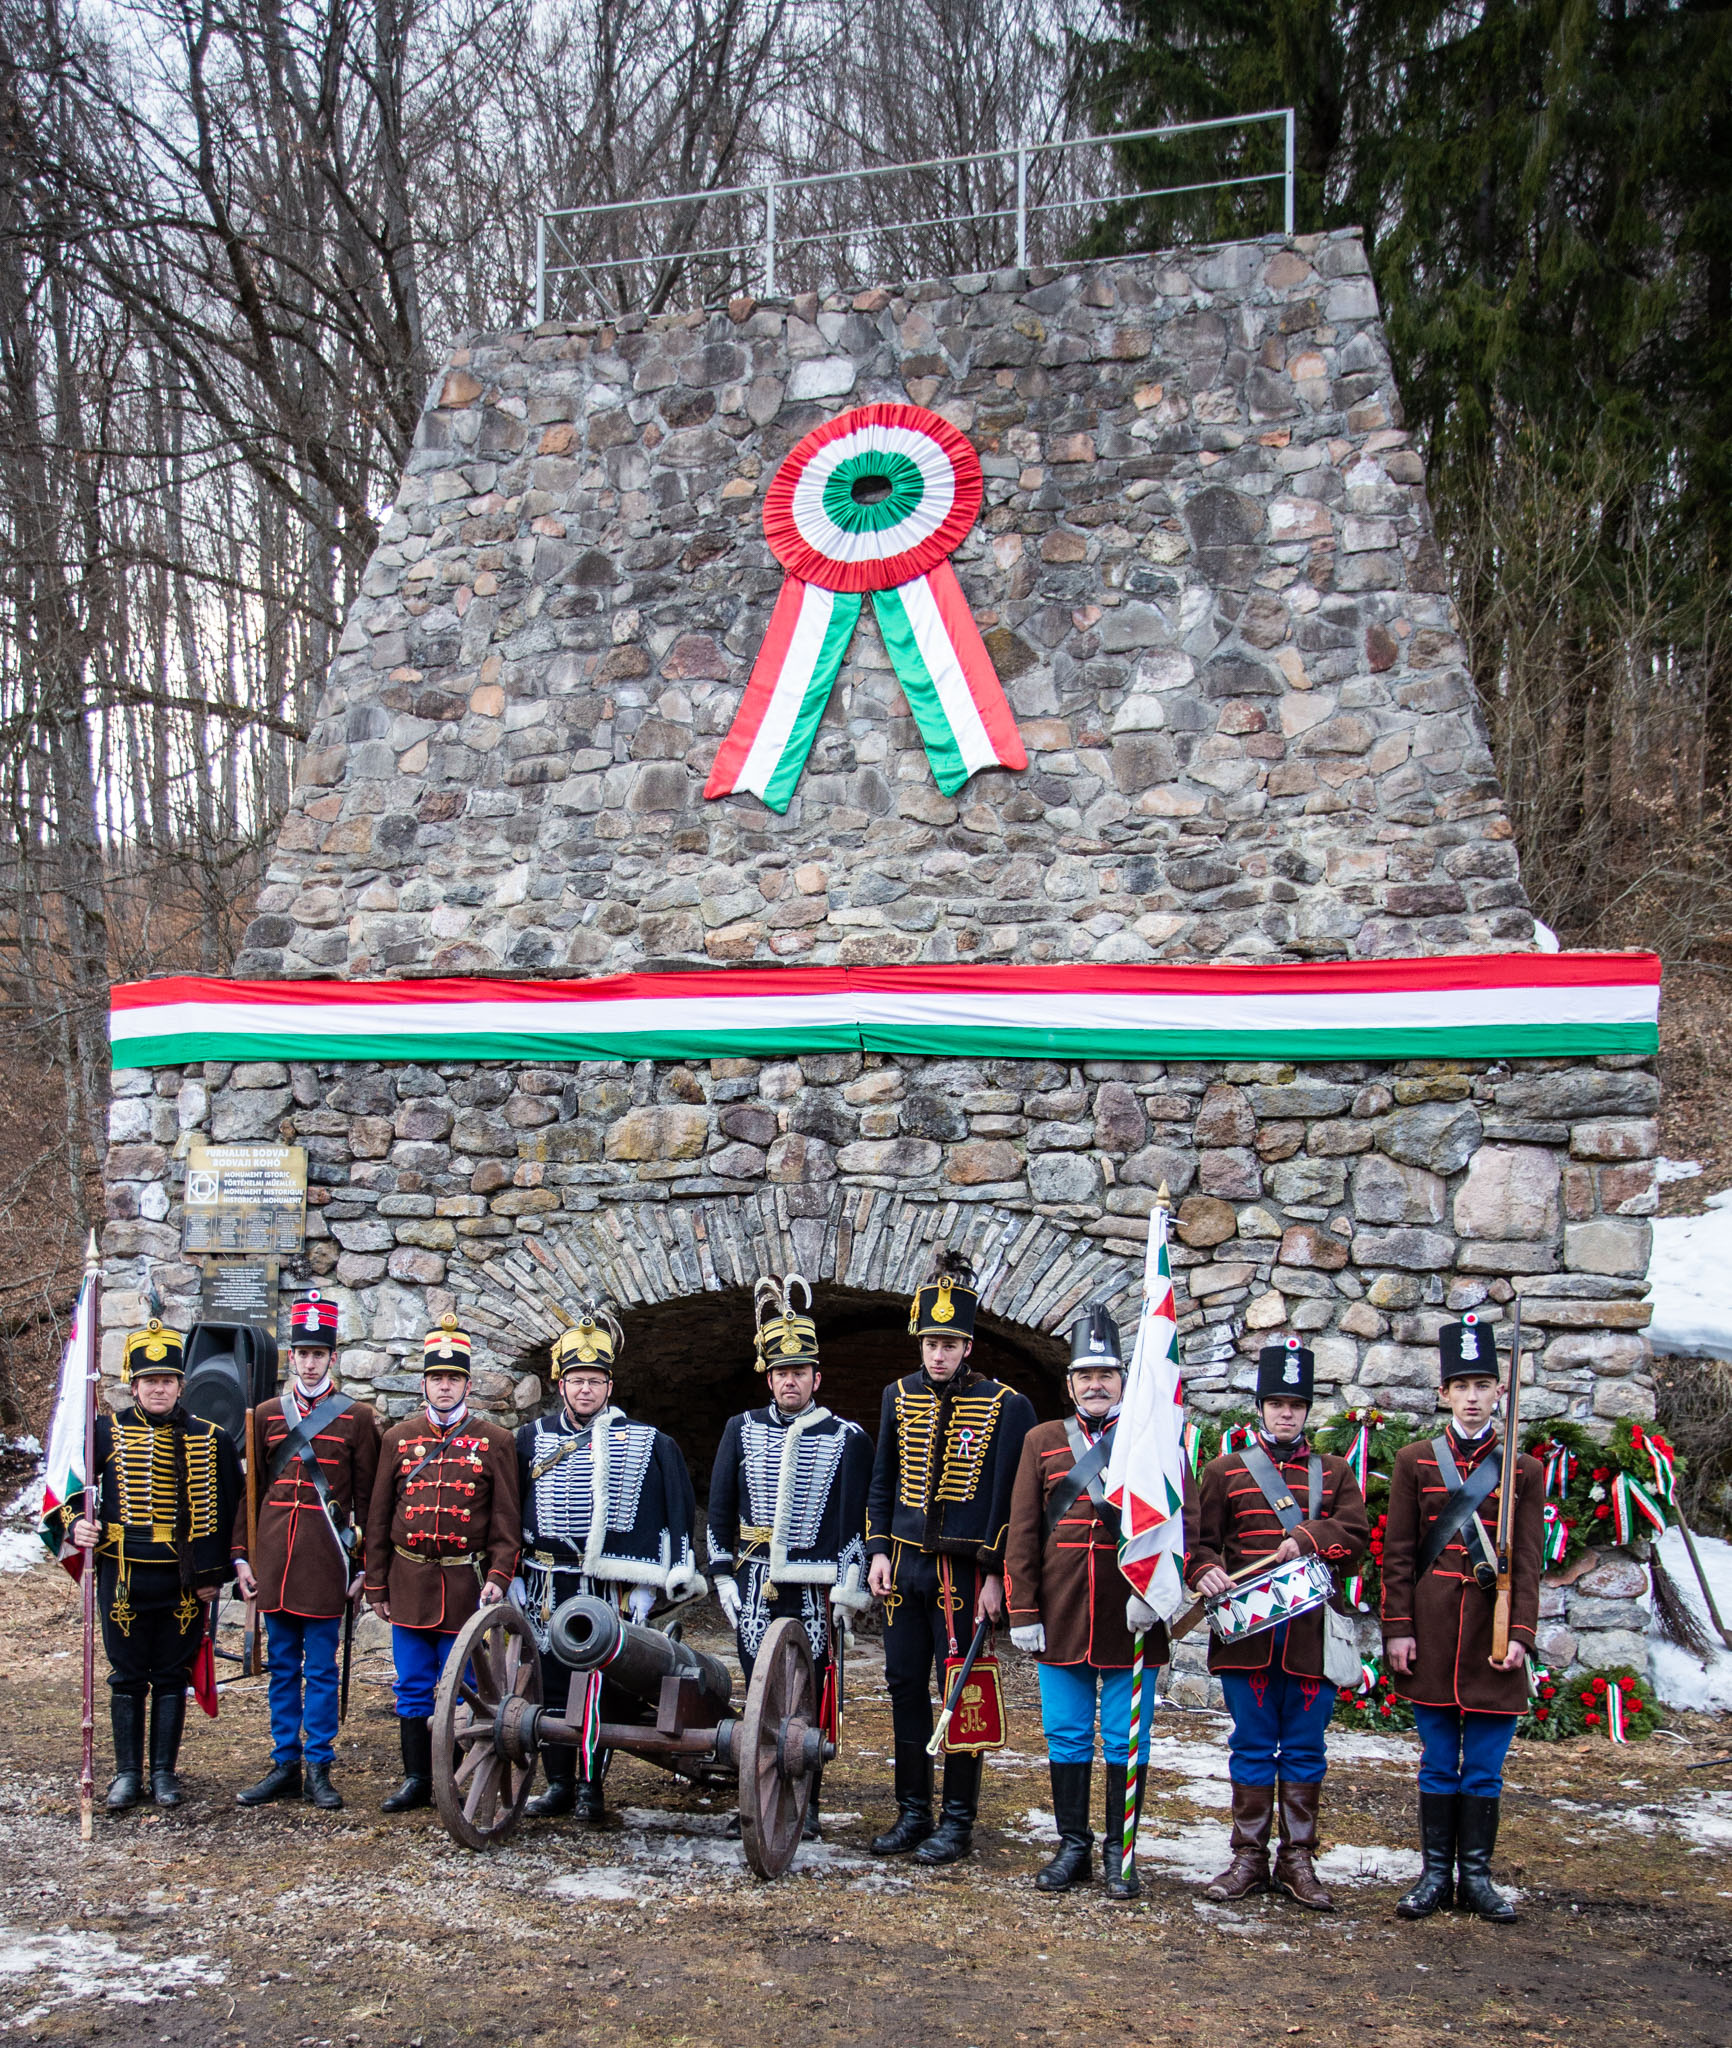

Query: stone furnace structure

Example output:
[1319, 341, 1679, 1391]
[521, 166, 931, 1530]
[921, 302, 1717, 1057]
[102, 230, 1661, 1674]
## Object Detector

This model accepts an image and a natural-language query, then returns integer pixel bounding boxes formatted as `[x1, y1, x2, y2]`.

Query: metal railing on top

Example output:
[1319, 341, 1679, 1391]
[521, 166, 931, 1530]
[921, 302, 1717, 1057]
[534, 109, 1296, 322]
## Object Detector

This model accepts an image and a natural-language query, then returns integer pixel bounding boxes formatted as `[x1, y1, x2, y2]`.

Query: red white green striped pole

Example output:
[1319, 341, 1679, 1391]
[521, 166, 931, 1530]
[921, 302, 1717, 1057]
[1123, 1631, 1147, 1881]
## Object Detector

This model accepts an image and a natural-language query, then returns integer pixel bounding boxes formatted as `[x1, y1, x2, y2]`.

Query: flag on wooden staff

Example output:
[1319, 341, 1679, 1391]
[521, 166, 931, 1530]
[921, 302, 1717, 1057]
[38, 1270, 99, 1579]
[705, 403, 1027, 812]
[1101, 1198, 1191, 1622]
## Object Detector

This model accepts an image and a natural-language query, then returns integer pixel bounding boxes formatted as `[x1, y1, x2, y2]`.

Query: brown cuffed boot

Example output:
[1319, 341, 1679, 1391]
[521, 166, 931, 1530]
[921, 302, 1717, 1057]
[1204, 1783, 1274, 1900]
[1273, 1781, 1334, 1910]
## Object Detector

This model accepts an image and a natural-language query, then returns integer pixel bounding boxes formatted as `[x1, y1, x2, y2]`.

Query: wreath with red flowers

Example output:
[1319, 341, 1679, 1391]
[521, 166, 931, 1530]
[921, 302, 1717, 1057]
[1521, 1420, 1683, 1570]
[1330, 1659, 1416, 1732]
[1518, 1664, 1663, 1742]
[1310, 1407, 1422, 1614]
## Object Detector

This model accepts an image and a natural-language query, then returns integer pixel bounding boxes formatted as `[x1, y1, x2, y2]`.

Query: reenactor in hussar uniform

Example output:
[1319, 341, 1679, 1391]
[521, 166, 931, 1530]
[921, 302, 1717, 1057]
[1005, 1306, 1169, 1897]
[1382, 1314, 1543, 1922]
[363, 1313, 520, 1814]
[1186, 1337, 1368, 1910]
[865, 1251, 1035, 1865]
[71, 1319, 242, 1812]
[232, 1290, 381, 1811]
[707, 1276, 873, 1841]
[515, 1300, 703, 1825]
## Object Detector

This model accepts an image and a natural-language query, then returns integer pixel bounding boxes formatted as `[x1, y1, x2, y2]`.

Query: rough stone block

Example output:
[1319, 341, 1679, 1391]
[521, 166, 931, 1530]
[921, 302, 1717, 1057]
[946, 1140, 1022, 1185]
[1568, 1119, 1659, 1161]
[835, 1137, 943, 1177]
[1027, 1152, 1104, 1204]
[1569, 1628, 1651, 1674]
[211, 1087, 293, 1142]
[1279, 1223, 1349, 1270]
[1452, 1145, 1560, 1241]
[1352, 1154, 1446, 1225]
[1564, 1219, 1651, 1276]
[1591, 1378, 1656, 1421]
[1376, 1101, 1483, 1175]
[1199, 1148, 1261, 1201]
[605, 1106, 711, 1161]
[1176, 1196, 1237, 1248]
[1351, 1227, 1455, 1270]
[1358, 1343, 1437, 1386]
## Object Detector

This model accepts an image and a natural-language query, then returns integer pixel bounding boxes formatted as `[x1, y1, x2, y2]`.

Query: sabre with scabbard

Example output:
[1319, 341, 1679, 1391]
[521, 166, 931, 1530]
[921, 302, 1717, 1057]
[927, 1614, 993, 1757]
[1489, 1297, 1523, 1665]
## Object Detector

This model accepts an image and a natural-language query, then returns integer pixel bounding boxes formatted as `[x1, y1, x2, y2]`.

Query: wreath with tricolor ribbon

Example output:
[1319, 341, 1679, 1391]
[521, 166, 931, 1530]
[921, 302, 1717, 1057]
[704, 403, 1028, 813]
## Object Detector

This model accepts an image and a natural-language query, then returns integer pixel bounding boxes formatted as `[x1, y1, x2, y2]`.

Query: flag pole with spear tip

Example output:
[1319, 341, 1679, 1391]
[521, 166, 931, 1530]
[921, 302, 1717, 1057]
[79, 1231, 102, 1843]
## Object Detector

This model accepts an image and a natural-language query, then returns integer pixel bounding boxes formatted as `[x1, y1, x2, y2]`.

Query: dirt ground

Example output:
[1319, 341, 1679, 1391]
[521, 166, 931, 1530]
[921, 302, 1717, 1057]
[0, 1559, 1727, 2048]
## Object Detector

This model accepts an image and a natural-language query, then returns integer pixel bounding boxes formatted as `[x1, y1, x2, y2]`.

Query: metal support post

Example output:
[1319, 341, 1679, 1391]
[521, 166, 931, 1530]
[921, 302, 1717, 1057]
[1015, 142, 1029, 269]
[535, 213, 547, 324]
[1283, 109, 1295, 237]
[764, 181, 777, 298]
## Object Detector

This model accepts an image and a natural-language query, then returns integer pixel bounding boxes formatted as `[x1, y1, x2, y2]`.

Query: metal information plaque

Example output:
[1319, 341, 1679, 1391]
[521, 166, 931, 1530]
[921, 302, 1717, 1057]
[182, 1142, 308, 1254]
[199, 1257, 280, 1330]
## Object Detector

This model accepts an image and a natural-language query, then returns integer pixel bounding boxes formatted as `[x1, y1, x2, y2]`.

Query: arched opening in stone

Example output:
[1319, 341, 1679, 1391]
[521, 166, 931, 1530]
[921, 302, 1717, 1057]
[514, 1283, 1069, 1502]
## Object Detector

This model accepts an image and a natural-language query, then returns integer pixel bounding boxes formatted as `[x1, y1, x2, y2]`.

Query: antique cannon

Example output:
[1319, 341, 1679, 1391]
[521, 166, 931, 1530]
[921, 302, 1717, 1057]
[429, 1595, 832, 1879]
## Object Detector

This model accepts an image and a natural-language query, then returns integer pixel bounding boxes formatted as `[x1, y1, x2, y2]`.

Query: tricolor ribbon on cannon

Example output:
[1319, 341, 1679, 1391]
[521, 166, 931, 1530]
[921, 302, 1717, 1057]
[705, 403, 1027, 813]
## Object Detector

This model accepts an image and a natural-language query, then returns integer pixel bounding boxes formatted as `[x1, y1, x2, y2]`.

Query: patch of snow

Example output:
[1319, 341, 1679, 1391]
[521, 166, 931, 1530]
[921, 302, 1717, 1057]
[0, 1530, 48, 1575]
[1547, 1790, 1732, 1853]
[1316, 1729, 1420, 1765]
[1656, 1158, 1703, 1185]
[1133, 1822, 1417, 1890]
[1650, 1526, 1732, 1711]
[607, 1806, 873, 1879]
[1646, 1187, 1732, 1362]
[547, 1870, 639, 1903]
[0, 1926, 225, 2025]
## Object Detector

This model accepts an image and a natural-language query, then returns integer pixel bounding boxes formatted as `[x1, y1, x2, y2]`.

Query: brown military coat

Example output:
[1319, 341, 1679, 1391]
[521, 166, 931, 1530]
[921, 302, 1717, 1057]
[363, 1409, 520, 1631]
[232, 1391, 381, 1619]
[1004, 1417, 1173, 1669]
[1380, 1430, 1544, 1714]
[1184, 1435, 1369, 1677]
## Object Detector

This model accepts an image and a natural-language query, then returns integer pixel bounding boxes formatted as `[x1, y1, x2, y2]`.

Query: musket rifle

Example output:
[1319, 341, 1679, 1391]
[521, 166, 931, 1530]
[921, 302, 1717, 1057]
[243, 1403, 262, 1677]
[1489, 1298, 1522, 1665]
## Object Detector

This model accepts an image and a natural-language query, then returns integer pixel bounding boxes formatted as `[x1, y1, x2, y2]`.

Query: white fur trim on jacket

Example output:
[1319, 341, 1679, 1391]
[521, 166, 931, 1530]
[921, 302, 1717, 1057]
[765, 1404, 833, 1599]
[577, 1405, 618, 1580]
[829, 1560, 871, 1618]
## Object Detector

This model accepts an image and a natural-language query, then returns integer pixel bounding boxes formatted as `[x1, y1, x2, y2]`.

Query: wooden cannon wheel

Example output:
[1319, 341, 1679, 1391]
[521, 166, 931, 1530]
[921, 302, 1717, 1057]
[431, 1601, 543, 1852]
[737, 1616, 820, 1881]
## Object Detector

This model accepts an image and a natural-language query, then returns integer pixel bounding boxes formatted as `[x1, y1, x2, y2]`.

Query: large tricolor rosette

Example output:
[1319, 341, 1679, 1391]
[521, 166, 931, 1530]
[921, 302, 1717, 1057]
[705, 403, 1027, 812]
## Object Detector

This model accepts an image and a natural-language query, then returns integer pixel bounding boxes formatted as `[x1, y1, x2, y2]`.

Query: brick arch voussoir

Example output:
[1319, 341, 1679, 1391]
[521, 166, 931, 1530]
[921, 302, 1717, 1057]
[446, 1186, 1145, 1363]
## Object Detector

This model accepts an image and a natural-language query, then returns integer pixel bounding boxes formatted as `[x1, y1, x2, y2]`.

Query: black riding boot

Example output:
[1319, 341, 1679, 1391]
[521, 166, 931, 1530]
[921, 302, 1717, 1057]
[1102, 1761, 1148, 1901]
[1395, 1793, 1458, 1919]
[1036, 1761, 1094, 1892]
[575, 1748, 608, 1824]
[106, 1690, 146, 1813]
[802, 1765, 823, 1843]
[381, 1716, 433, 1813]
[149, 1689, 187, 1808]
[913, 1752, 983, 1866]
[870, 1741, 934, 1855]
[1455, 1794, 1516, 1921]
[303, 1763, 343, 1810]
[237, 1759, 302, 1807]
[526, 1744, 577, 1818]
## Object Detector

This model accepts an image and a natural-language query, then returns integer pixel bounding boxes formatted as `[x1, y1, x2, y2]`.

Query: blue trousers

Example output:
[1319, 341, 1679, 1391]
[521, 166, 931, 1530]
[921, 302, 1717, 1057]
[1219, 1635, 1337, 1787]
[1414, 1705, 1518, 1797]
[265, 1612, 343, 1767]
[1036, 1661, 1157, 1765]
[391, 1625, 459, 1718]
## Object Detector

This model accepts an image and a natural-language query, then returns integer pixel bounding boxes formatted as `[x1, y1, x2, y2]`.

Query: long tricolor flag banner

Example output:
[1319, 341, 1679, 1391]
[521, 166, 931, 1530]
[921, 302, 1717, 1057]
[1102, 1202, 1190, 1619]
[704, 404, 1027, 812]
[109, 951, 1660, 1069]
[38, 1273, 96, 1579]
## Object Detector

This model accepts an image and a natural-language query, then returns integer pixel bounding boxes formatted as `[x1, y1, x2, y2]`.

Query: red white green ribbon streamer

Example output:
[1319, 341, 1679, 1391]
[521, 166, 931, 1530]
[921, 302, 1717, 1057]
[574, 1667, 604, 1778]
[705, 404, 1027, 813]
[1343, 1421, 1372, 1493]
[1541, 1503, 1571, 1567]
[1541, 1441, 1577, 1500]
[1604, 1684, 1628, 1743]
[1609, 1469, 1667, 1545]
[1342, 1572, 1369, 1612]
[1630, 1426, 1678, 1507]
[1181, 1418, 1205, 1478]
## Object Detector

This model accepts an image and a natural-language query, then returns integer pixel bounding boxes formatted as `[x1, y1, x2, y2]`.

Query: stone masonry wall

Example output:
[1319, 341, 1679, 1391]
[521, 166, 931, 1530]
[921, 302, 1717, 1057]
[237, 229, 1534, 979]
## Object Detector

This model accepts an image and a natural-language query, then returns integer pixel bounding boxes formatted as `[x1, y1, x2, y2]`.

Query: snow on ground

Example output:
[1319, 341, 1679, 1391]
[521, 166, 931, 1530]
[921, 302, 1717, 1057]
[0, 1926, 225, 2026]
[1647, 1187, 1732, 1362]
[1549, 1790, 1732, 1854]
[0, 1476, 47, 1576]
[1132, 1821, 1420, 1890]
[1651, 1526, 1732, 1711]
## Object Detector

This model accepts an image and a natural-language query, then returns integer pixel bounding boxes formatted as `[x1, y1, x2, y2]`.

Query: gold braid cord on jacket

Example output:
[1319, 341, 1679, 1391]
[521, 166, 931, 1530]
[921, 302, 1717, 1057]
[894, 1382, 1011, 1509]
[103, 1417, 220, 1634]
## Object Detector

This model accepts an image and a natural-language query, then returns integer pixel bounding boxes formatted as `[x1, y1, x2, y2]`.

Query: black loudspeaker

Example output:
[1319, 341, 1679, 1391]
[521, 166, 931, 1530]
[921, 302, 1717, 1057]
[182, 1321, 279, 1445]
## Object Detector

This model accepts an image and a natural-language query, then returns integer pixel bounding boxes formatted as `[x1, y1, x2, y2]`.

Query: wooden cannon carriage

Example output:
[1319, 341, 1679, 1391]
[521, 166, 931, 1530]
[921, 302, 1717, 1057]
[428, 1595, 832, 1878]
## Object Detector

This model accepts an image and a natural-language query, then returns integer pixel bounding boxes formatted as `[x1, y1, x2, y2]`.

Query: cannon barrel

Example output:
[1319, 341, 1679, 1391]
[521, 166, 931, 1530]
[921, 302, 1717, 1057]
[548, 1595, 733, 1717]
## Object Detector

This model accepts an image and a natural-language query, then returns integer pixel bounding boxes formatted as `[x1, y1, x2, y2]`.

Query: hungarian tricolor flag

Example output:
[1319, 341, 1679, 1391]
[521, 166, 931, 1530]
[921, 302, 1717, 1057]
[1101, 1204, 1191, 1621]
[38, 1272, 97, 1579]
[705, 404, 1026, 812]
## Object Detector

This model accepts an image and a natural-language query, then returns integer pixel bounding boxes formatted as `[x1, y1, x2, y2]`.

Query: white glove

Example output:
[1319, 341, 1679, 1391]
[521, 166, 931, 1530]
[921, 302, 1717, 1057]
[1126, 1593, 1159, 1632]
[716, 1577, 742, 1626]
[627, 1587, 655, 1626]
[1010, 1623, 1046, 1654]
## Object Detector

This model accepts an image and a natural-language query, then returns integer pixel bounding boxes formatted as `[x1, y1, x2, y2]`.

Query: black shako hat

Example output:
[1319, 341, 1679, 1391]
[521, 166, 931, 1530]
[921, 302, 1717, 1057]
[1439, 1312, 1500, 1384]
[1255, 1336, 1314, 1405]
[909, 1250, 978, 1341]
[1068, 1305, 1124, 1374]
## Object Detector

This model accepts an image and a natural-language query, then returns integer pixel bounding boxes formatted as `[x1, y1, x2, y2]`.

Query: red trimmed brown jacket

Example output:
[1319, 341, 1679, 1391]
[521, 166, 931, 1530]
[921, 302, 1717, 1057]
[1004, 1418, 1175, 1669]
[364, 1410, 520, 1632]
[1380, 1430, 1544, 1714]
[232, 1392, 381, 1619]
[1183, 1435, 1368, 1678]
